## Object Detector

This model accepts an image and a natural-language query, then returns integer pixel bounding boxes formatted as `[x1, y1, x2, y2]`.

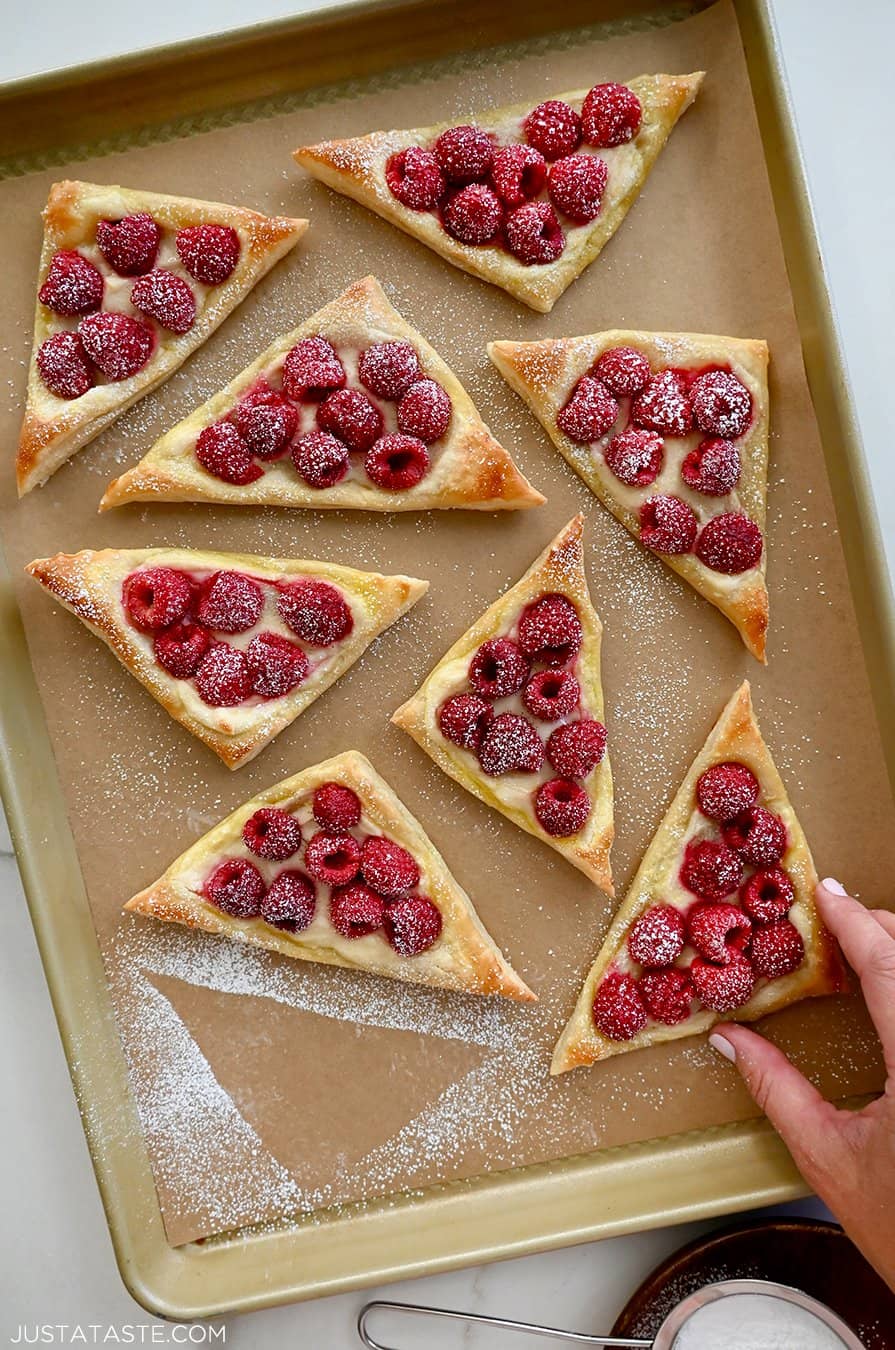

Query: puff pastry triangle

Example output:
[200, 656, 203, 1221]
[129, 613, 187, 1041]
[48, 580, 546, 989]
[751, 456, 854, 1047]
[124, 751, 535, 1001]
[490, 330, 770, 660]
[100, 275, 543, 512]
[294, 74, 703, 313]
[551, 681, 846, 1074]
[27, 547, 426, 769]
[18, 180, 307, 495]
[393, 515, 613, 892]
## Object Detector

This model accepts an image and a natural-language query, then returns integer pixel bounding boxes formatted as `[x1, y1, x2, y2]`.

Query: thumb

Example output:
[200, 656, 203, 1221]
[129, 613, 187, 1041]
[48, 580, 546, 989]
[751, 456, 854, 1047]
[709, 1023, 836, 1151]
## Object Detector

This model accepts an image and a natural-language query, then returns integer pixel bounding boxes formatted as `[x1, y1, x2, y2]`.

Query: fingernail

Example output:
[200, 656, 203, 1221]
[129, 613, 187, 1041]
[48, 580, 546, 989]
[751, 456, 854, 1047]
[822, 877, 848, 896]
[709, 1032, 737, 1063]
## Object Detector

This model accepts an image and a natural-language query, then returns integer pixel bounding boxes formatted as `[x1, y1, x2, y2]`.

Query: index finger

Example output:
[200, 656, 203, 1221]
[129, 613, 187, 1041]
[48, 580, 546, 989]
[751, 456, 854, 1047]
[817, 879, 895, 1056]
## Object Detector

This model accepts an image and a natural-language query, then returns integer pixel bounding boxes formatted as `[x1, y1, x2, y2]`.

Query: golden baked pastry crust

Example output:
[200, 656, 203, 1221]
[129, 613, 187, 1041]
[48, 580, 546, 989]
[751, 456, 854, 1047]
[392, 515, 614, 892]
[18, 180, 307, 495]
[26, 547, 427, 769]
[489, 330, 770, 661]
[124, 750, 535, 1001]
[293, 75, 703, 313]
[100, 275, 543, 512]
[551, 682, 846, 1074]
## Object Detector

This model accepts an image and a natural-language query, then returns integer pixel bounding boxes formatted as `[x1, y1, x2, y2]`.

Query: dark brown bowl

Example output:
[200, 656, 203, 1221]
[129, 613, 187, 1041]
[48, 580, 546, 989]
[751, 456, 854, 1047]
[611, 1218, 895, 1349]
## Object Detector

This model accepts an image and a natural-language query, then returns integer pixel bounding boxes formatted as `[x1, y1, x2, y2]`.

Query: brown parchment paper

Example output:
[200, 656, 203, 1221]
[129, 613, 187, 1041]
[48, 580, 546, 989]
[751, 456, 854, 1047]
[1, 0, 893, 1247]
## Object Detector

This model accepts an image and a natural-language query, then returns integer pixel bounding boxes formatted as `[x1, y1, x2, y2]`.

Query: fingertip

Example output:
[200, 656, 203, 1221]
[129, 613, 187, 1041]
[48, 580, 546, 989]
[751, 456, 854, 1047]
[820, 877, 849, 897]
[708, 1030, 737, 1063]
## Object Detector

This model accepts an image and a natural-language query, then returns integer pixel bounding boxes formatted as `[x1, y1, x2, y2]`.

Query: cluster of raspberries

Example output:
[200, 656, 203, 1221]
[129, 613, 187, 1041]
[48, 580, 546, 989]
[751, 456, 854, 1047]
[385, 83, 642, 265]
[593, 759, 804, 1041]
[203, 781, 442, 957]
[437, 592, 607, 839]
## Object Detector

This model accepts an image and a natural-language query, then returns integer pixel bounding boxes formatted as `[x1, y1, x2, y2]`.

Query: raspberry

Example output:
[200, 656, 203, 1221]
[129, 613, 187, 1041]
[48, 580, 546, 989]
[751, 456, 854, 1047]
[232, 385, 299, 459]
[364, 433, 429, 490]
[505, 201, 565, 265]
[581, 83, 642, 147]
[680, 839, 744, 901]
[468, 637, 530, 700]
[696, 761, 760, 822]
[491, 144, 547, 206]
[291, 430, 349, 488]
[330, 884, 386, 938]
[38, 250, 104, 315]
[604, 428, 664, 487]
[317, 388, 383, 452]
[691, 370, 752, 439]
[122, 567, 194, 633]
[36, 332, 93, 399]
[154, 620, 210, 679]
[751, 920, 805, 979]
[247, 632, 309, 697]
[261, 870, 316, 932]
[385, 146, 446, 210]
[741, 867, 795, 925]
[194, 645, 252, 706]
[556, 376, 619, 443]
[523, 99, 582, 160]
[385, 896, 443, 955]
[78, 312, 153, 381]
[534, 778, 591, 836]
[358, 341, 422, 400]
[628, 905, 686, 968]
[434, 125, 493, 184]
[203, 858, 265, 918]
[687, 902, 752, 964]
[282, 336, 346, 401]
[594, 346, 651, 397]
[397, 379, 452, 442]
[681, 437, 741, 496]
[96, 213, 160, 276]
[640, 968, 693, 1025]
[518, 593, 583, 664]
[197, 571, 264, 633]
[723, 807, 787, 867]
[304, 832, 362, 887]
[277, 580, 353, 646]
[175, 224, 240, 285]
[130, 269, 197, 333]
[690, 953, 755, 1013]
[437, 694, 494, 750]
[478, 713, 544, 776]
[632, 370, 692, 436]
[195, 422, 263, 485]
[546, 719, 607, 778]
[443, 184, 503, 244]
[548, 153, 607, 223]
[696, 514, 764, 574]
[243, 807, 302, 861]
[639, 495, 698, 554]
[522, 669, 580, 721]
[361, 836, 420, 898]
[313, 783, 362, 831]
[593, 971, 647, 1041]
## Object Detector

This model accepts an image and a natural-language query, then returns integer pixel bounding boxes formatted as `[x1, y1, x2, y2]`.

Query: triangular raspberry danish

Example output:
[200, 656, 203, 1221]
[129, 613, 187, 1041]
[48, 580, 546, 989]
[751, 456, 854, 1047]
[551, 682, 846, 1074]
[17, 180, 307, 495]
[100, 275, 542, 512]
[392, 515, 613, 892]
[124, 751, 534, 1001]
[294, 75, 702, 313]
[490, 331, 771, 660]
[26, 548, 426, 769]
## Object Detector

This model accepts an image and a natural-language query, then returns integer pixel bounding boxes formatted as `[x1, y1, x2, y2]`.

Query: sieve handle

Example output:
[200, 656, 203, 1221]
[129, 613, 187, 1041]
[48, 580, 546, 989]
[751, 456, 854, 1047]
[357, 1300, 653, 1348]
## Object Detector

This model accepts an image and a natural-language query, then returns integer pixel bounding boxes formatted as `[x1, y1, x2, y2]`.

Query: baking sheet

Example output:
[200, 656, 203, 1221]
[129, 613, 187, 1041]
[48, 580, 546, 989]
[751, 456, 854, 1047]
[0, 0, 892, 1248]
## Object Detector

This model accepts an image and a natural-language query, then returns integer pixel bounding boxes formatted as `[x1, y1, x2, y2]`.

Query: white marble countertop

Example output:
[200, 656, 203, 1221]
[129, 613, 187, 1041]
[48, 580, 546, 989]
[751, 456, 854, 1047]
[2, 0, 893, 1340]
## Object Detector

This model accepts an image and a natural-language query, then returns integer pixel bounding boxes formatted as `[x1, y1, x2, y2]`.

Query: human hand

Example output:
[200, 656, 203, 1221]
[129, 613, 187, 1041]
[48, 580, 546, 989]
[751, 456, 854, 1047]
[709, 878, 895, 1290]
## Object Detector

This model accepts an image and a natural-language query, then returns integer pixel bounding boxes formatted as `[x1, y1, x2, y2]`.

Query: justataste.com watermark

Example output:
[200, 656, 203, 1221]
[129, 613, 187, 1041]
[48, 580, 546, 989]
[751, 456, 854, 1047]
[10, 1329, 226, 1344]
